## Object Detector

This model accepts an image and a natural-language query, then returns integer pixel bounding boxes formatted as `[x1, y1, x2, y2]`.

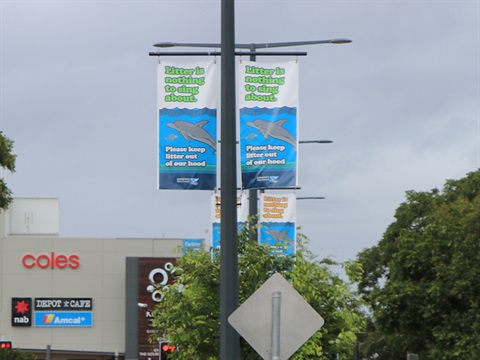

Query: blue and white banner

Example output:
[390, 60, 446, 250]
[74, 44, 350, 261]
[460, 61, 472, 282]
[239, 61, 299, 189]
[259, 192, 296, 256]
[211, 192, 249, 250]
[34, 311, 93, 327]
[158, 61, 219, 190]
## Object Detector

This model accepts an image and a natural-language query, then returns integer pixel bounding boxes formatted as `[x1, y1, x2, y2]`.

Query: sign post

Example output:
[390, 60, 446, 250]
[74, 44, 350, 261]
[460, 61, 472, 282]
[272, 291, 281, 360]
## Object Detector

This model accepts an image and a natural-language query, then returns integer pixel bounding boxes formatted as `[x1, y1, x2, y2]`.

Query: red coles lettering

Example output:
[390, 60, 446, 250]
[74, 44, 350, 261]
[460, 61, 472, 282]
[22, 252, 80, 269]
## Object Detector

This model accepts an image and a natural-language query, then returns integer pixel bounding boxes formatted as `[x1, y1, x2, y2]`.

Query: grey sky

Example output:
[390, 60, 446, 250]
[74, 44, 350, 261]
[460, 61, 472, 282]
[1, 1, 479, 264]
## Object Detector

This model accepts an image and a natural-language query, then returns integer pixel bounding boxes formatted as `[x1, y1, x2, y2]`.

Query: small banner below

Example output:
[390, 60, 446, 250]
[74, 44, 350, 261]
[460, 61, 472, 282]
[259, 192, 296, 256]
[239, 61, 299, 189]
[158, 61, 218, 190]
[211, 191, 249, 250]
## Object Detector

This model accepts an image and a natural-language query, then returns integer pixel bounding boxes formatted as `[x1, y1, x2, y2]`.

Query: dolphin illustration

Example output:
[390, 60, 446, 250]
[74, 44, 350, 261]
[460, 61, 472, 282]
[246, 119, 296, 150]
[265, 229, 294, 245]
[166, 120, 217, 153]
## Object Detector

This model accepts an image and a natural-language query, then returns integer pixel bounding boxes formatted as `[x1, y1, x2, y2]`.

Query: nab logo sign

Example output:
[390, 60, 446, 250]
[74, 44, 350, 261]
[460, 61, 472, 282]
[12, 298, 32, 327]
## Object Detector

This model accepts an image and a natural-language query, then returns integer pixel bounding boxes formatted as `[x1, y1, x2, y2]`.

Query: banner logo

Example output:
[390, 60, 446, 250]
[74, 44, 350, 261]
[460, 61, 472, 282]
[35, 298, 92, 311]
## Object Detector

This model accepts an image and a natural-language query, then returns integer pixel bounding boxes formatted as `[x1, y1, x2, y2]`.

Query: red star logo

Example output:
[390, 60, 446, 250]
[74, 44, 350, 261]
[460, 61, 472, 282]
[15, 300, 29, 315]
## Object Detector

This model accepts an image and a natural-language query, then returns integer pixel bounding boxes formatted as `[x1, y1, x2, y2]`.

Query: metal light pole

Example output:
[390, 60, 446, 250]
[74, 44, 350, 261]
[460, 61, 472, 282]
[220, 0, 239, 358]
[152, 35, 351, 360]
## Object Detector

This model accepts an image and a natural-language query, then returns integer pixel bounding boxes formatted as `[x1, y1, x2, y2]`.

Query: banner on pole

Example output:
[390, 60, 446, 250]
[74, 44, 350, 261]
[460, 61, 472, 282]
[239, 61, 299, 189]
[158, 61, 219, 190]
[259, 192, 296, 256]
[211, 191, 249, 250]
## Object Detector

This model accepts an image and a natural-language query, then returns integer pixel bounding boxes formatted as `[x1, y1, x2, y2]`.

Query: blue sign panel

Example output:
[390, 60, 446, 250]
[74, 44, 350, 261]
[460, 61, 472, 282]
[34, 311, 93, 327]
[240, 107, 297, 189]
[183, 239, 203, 253]
[159, 108, 217, 190]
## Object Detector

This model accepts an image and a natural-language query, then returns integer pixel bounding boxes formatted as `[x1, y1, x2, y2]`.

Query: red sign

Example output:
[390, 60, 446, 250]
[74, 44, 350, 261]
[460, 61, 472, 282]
[12, 298, 32, 327]
[22, 252, 80, 269]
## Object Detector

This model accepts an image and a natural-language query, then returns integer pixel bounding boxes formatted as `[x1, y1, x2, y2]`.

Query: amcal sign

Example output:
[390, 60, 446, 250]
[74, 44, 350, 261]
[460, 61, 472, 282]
[22, 252, 80, 269]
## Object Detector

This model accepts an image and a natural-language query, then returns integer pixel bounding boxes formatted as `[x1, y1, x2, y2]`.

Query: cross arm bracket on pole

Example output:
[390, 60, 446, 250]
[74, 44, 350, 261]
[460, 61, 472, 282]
[153, 39, 352, 49]
[148, 51, 308, 57]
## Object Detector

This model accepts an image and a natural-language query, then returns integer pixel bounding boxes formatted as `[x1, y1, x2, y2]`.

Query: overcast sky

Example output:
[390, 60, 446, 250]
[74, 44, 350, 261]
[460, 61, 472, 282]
[1, 1, 479, 265]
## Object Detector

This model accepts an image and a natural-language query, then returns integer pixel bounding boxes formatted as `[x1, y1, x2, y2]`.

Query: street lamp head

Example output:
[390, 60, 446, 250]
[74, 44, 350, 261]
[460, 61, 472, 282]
[154, 42, 178, 48]
[154, 42, 222, 48]
[299, 140, 333, 144]
[328, 39, 352, 44]
[297, 196, 326, 201]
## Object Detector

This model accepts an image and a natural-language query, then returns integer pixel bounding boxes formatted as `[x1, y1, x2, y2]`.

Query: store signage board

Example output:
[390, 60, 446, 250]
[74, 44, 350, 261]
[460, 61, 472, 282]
[34, 311, 93, 327]
[137, 258, 178, 360]
[35, 298, 92, 311]
[228, 273, 324, 360]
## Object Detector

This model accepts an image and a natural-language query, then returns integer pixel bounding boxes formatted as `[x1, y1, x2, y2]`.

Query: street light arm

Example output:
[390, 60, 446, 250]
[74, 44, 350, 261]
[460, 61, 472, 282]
[154, 42, 222, 48]
[154, 39, 352, 49]
[297, 197, 326, 200]
[242, 39, 352, 49]
[299, 140, 333, 144]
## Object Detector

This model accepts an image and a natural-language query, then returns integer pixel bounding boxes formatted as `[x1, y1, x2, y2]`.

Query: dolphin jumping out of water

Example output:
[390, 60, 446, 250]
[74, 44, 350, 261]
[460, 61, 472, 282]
[246, 119, 296, 150]
[265, 229, 294, 246]
[166, 120, 217, 153]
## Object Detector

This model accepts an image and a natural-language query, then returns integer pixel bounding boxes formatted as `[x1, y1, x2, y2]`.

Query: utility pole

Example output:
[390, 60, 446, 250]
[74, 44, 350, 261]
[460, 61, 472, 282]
[219, 0, 240, 357]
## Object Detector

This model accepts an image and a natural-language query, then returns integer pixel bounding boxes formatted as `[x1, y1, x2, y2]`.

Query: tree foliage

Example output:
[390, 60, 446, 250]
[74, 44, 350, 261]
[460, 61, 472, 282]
[357, 169, 480, 359]
[0, 349, 36, 360]
[151, 229, 366, 359]
[0, 131, 16, 210]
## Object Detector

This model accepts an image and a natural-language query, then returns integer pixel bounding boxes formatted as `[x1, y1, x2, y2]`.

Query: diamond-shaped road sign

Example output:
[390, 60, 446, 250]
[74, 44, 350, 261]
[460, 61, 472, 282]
[228, 273, 324, 360]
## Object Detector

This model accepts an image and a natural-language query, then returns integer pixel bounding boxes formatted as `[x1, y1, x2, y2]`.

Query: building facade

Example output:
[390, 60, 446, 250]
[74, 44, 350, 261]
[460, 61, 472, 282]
[0, 198, 202, 360]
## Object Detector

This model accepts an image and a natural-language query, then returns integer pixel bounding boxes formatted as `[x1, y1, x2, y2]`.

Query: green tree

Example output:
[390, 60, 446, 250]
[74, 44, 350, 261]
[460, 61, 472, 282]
[0, 348, 36, 360]
[357, 169, 480, 359]
[150, 229, 366, 359]
[0, 131, 16, 210]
